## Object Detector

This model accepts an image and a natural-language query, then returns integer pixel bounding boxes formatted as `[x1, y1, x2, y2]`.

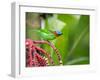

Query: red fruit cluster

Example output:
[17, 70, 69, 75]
[33, 53, 47, 66]
[26, 39, 47, 67]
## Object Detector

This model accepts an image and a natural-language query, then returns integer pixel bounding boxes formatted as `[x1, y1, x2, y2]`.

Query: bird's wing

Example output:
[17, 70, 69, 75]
[40, 33, 56, 40]
[40, 29, 52, 34]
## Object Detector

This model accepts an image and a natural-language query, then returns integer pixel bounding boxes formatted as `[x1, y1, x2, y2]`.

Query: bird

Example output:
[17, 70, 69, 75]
[35, 29, 63, 40]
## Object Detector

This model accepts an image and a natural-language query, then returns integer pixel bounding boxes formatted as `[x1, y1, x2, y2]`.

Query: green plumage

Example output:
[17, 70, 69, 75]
[36, 29, 56, 40]
[27, 29, 62, 40]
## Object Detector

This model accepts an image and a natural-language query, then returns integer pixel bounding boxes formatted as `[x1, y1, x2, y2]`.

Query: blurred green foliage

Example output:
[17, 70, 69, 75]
[26, 12, 90, 65]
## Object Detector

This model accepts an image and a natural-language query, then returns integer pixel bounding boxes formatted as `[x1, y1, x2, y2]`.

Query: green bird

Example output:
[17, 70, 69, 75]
[35, 29, 63, 40]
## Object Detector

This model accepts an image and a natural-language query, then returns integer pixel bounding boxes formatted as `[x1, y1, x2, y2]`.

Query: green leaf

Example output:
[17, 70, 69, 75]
[67, 15, 90, 64]
[66, 57, 89, 65]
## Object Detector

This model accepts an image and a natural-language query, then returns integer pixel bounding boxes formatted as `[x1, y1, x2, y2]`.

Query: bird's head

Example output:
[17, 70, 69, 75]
[54, 31, 63, 37]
